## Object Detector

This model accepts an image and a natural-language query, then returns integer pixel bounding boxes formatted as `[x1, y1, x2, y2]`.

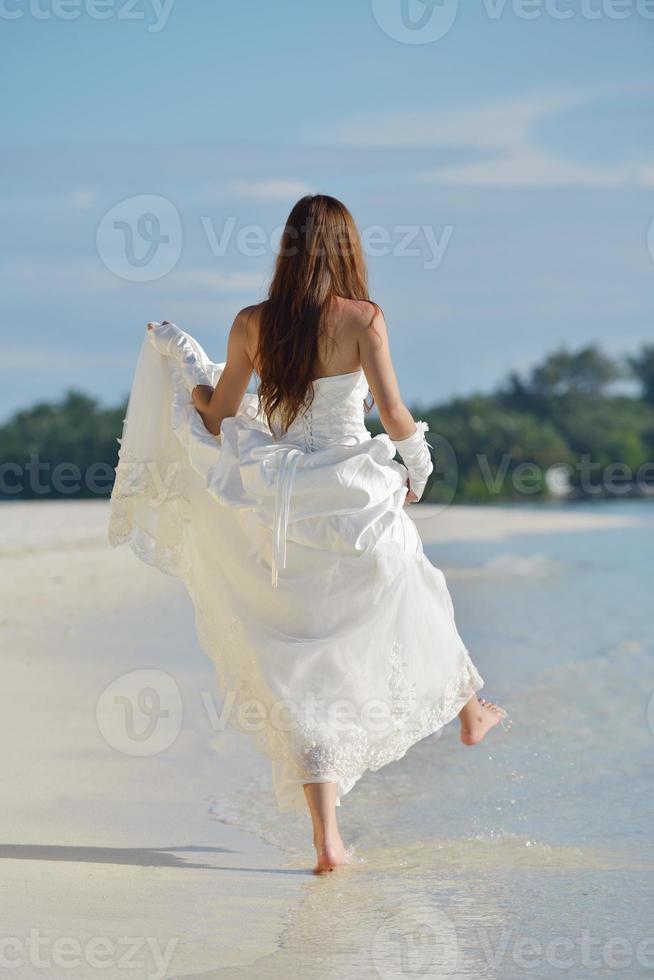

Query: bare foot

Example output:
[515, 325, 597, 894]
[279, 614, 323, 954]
[313, 835, 349, 874]
[460, 697, 507, 746]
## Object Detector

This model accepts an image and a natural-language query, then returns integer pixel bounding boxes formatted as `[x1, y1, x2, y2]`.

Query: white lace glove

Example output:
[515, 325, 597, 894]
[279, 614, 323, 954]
[392, 421, 433, 501]
[147, 321, 214, 391]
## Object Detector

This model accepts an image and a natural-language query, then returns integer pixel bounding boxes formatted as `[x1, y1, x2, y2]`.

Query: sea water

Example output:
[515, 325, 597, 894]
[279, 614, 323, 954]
[207, 501, 654, 980]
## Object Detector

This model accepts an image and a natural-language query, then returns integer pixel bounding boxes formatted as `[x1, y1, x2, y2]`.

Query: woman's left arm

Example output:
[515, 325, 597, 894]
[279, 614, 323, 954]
[192, 307, 255, 436]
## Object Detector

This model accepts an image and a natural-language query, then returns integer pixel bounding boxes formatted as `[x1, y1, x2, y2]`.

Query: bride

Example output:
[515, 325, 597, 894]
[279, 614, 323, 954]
[110, 194, 506, 874]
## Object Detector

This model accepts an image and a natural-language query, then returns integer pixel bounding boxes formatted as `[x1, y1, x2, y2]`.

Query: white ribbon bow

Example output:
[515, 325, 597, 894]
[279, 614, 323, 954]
[249, 444, 304, 588]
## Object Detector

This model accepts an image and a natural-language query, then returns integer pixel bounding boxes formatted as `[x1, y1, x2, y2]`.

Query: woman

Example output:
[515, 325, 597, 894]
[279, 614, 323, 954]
[110, 194, 506, 874]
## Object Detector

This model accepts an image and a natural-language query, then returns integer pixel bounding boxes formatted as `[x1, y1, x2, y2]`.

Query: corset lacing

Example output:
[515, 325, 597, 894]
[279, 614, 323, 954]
[265, 373, 369, 587]
[300, 403, 316, 453]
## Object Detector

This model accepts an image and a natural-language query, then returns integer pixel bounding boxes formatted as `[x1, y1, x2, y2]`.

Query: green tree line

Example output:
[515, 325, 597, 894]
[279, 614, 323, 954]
[2, 344, 654, 502]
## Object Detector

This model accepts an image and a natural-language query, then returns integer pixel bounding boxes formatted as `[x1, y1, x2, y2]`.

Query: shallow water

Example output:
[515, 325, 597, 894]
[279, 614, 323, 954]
[202, 501, 654, 979]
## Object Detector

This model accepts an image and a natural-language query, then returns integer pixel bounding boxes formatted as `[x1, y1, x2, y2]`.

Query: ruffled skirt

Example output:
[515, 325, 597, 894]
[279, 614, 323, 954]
[109, 329, 483, 810]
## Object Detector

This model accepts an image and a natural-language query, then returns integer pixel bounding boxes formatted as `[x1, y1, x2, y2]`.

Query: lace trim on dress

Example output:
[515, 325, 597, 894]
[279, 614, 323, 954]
[108, 445, 188, 578]
[190, 596, 482, 786]
[296, 653, 481, 781]
[388, 639, 418, 724]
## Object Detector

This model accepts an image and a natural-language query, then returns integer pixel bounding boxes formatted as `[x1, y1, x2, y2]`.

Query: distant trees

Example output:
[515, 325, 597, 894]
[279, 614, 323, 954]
[1, 344, 653, 501]
[417, 395, 573, 501]
[500, 345, 622, 416]
[628, 345, 654, 405]
[383, 343, 654, 503]
[0, 392, 126, 499]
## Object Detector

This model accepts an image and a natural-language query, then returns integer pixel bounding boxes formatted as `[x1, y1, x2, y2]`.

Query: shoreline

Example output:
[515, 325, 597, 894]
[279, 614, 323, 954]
[2, 500, 649, 976]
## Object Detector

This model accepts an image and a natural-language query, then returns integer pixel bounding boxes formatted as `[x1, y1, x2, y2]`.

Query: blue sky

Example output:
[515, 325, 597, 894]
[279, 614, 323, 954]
[1, 0, 653, 418]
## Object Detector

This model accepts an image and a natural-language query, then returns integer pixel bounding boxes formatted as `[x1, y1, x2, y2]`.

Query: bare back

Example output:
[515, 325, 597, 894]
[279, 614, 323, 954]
[201, 296, 418, 443]
[246, 296, 371, 380]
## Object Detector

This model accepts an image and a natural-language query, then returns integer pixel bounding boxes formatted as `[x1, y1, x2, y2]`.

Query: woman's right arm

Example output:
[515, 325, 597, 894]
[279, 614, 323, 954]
[357, 305, 417, 441]
[357, 305, 432, 503]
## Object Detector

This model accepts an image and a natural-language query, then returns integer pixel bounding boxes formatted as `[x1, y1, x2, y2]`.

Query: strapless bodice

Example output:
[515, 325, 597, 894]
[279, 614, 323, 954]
[137, 323, 399, 589]
[270, 369, 371, 451]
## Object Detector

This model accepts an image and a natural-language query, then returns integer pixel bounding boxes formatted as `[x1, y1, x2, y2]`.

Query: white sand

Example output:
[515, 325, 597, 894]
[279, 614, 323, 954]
[0, 500, 303, 978]
[412, 502, 641, 544]
[0, 500, 644, 977]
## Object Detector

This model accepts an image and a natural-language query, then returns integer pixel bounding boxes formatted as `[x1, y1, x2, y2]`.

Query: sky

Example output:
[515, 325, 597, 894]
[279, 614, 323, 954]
[1, 0, 653, 419]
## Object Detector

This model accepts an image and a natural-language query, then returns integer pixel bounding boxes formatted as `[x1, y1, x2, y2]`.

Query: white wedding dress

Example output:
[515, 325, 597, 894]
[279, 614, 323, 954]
[109, 323, 484, 811]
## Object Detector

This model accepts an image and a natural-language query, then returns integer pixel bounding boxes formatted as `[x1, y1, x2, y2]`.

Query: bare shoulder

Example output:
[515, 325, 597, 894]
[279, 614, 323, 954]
[334, 297, 384, 336]
[232, 303, 265, 360]
[233, 303, 264, 331]
[339, 300, 387, 358]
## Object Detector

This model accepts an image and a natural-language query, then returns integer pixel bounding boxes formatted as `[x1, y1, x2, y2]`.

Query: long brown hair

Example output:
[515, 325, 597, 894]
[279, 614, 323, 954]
[256, 194, 376, 432]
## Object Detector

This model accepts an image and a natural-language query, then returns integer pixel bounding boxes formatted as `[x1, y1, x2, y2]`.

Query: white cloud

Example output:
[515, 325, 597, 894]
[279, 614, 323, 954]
[164, 269, 268, 292]
[0, 261, 121, 294]
[0, 187, 98, 213]
[308, 91, 583, 151]
[421, 146, 654, 189]
[68, 187, 97, 209]
[154, 299, 240, 326]
[0, 345, 132, 372]
[230, 179, 313, 201]
[0, 262, 269, 297]
[308, 88, 654, 189]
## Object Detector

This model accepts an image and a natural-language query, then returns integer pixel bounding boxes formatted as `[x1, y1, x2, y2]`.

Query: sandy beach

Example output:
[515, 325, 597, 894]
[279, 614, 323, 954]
[1, 500, 304, 977]
[1, 500, 651, 978]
